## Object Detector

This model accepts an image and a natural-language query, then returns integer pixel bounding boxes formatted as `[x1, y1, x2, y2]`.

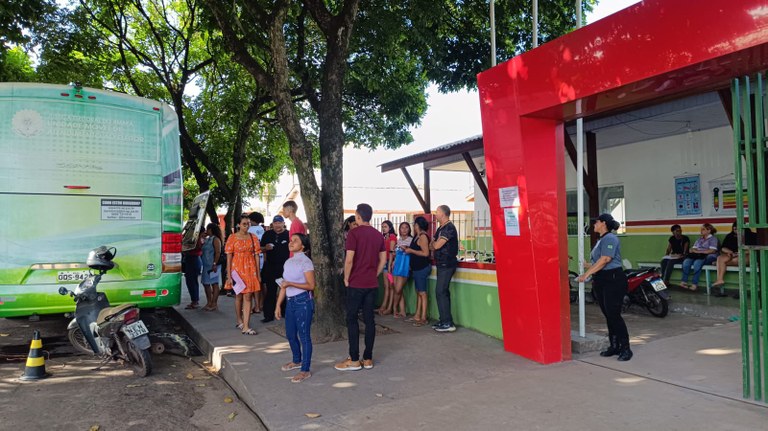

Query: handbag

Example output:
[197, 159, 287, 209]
[216, 237, 227, 266]
[687, 252, 707, 260]
[392, 249, 411, 278]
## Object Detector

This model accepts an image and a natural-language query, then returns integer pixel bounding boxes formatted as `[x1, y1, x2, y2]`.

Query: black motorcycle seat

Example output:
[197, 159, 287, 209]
[97, 303, 135, 324]
[624, 269, 648, 278]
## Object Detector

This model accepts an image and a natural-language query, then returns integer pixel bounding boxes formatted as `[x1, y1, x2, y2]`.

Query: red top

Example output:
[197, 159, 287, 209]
[184, 236, 204, 257]
[346, 225, 385, 288]
[385, 233, 397, 263]
[289, 217, 307, 237]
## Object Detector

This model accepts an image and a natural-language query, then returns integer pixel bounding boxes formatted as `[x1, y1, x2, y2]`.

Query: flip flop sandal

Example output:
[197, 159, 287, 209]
[185, 303, 198, 309]
[291, 372, 311, 383]
[281, 362, 302, 372]
[236, 323, 244, 330]
[242, 328, 258, 335]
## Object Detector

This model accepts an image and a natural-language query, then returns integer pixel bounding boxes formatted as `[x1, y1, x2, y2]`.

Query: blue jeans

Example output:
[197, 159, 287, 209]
[681, 255, 715, 285]
[435, 265, 457, 326]
[286, 292, 314, 372]
[183, 255, 202, 302]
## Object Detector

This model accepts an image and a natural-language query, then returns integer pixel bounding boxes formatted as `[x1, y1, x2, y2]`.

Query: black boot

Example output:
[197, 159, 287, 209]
[617, 340, 633, 361]
[600, 336, 620, 357]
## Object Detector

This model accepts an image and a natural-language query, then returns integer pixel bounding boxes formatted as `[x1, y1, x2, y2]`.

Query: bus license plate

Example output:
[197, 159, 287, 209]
[123, 321, 149, 339]
[57, 270, 90, 282]
[650, 278, 667, 292]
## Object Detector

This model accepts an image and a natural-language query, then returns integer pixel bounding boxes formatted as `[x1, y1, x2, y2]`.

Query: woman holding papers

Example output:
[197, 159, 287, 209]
[225, 215, 262, 335]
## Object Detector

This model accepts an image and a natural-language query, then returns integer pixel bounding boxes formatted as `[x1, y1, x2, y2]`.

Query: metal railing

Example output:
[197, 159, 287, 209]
[733, 74, 768, 403]
[368, 211, 495, 264]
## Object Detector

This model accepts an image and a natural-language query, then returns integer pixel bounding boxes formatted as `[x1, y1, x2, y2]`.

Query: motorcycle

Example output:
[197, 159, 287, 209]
[569, 265, 669, 318]
[59, 246, 153, 376]
[624, 267, 669, 318]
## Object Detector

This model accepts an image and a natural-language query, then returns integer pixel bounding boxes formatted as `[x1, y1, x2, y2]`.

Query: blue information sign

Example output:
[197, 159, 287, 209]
[675, 175, 701, 216]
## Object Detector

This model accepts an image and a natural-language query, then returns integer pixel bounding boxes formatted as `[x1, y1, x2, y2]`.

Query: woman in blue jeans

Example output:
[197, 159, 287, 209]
[404, 216, 431, 326]
[681, 223, 719, 291]
[275, 233, 315, 383]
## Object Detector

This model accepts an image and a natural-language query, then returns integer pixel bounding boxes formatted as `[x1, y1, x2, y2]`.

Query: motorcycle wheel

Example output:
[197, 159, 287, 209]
[568, 271, 579, 303]
[68, 327, 95, 355]
[125, 338, 153, 377]
[643, 285, 669, 318]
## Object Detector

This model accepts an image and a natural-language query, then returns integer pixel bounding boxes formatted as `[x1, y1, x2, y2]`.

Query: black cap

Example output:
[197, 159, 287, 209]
[591, 213, 614, 224]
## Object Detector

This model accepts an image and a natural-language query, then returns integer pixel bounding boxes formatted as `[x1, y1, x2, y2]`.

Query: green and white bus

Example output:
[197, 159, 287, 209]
[0, 83, 185, 318]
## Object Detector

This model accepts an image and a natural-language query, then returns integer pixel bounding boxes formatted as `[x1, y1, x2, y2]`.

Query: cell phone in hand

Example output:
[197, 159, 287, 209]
[276, 278, 284, 287]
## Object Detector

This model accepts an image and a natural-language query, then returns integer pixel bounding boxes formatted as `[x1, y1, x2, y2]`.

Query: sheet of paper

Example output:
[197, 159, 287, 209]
[499, 186, 519, 208]
[504, 207, 520, 236]
[231, 270, 246, 295]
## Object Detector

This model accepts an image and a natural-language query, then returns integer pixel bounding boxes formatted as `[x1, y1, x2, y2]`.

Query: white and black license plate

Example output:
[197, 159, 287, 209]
[650, 278, 667, 292]
[122, 321, 149, 339]
[57, 270, 89, 282]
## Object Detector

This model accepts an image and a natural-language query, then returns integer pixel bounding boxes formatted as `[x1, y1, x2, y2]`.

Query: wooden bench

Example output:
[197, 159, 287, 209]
[636, 262, 750, 296]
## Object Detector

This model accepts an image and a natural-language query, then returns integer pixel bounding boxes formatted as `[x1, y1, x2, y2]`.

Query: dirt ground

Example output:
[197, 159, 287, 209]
[0, 314, 265, 431]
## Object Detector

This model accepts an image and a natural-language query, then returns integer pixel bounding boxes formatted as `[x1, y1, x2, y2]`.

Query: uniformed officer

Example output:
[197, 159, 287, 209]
[578, 213, 632, 361]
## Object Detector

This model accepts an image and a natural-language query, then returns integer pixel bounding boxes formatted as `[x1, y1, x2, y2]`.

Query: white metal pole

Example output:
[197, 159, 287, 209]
[533, 0, 538, 48]
[490, 0, 496, 66]
[576, 0, 586, 338]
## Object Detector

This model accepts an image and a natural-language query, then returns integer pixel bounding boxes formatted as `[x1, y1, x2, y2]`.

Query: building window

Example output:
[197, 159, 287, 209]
[566, 185, 625, 235]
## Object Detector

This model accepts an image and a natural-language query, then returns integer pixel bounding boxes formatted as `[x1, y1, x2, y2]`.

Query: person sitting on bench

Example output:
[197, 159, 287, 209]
[711, 222, 757, 296]
[660, 224, 690, 284]
[680, 223, 719, 291]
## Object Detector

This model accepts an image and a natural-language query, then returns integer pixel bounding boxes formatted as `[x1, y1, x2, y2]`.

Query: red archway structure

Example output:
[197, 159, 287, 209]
[478, 0, 768, 364]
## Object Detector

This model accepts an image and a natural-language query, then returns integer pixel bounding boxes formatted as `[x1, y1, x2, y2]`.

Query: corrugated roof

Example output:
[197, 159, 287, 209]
[379, 135, 483, 172]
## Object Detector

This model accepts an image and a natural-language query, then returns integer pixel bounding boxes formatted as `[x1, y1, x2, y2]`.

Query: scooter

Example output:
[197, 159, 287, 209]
[624, 267, 669, 318]
[59, 246, 153, 376]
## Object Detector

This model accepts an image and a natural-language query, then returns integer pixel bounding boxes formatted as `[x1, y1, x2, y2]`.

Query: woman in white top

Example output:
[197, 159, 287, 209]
[275, 233, 315, 383]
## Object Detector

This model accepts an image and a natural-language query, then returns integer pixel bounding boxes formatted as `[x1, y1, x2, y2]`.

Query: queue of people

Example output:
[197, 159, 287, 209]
[181, 200, 463, 382]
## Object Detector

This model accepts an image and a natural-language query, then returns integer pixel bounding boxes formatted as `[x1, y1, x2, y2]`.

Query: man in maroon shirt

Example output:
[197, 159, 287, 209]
[335, 203, 386, 371]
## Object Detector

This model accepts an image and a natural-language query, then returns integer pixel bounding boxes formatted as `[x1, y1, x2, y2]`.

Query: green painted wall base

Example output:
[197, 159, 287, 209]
[378, 270, 503, 339]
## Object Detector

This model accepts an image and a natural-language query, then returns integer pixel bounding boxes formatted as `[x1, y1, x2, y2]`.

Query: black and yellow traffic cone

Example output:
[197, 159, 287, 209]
[20, 330, 49, 381]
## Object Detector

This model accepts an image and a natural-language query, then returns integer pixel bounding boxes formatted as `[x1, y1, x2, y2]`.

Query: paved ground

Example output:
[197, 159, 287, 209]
[178, 292, 767, 431]
[0, 313, 264, 431]
[571, 296, 733, 346]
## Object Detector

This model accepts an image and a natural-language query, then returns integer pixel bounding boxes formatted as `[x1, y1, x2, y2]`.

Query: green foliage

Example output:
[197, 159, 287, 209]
[187, 54, 291, 207]
[404, 0, 596, 93]
[0, 0, 57, 46]
[0, 47, 35, 81]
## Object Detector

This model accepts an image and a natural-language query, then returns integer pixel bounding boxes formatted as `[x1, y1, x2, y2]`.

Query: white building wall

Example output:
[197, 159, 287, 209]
[565, 126, 734, 222]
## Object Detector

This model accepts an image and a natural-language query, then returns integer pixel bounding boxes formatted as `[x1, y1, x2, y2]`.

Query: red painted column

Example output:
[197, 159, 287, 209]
[478, 82, 571, 363]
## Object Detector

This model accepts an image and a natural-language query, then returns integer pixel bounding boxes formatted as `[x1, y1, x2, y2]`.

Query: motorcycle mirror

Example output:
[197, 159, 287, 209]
[58, 286, 68, 296]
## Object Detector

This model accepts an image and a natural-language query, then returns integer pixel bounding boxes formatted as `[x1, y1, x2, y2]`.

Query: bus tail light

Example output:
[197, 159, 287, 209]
[162, 232, 182, 273]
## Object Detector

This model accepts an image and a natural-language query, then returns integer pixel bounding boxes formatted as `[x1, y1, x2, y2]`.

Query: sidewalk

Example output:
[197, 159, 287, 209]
[175, 293, 767, 431]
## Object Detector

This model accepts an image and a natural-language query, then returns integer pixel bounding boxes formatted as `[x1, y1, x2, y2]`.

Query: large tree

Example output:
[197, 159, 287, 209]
[203, 0, 590, 340]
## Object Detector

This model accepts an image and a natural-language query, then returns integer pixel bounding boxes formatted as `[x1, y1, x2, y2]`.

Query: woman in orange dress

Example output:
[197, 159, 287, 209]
[225, 215, 262, 335]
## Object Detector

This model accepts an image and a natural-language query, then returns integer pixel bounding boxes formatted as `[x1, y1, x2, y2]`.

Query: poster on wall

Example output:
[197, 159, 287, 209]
[504, 207, 520, 236]
[675, 175, 701, 216]
[709, 179, 749, 215]
[499, 186, 519, 208]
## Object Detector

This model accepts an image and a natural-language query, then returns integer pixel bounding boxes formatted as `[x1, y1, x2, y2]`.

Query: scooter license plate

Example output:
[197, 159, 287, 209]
[123, 321, 149, 339]
[650, 278, 667, 292]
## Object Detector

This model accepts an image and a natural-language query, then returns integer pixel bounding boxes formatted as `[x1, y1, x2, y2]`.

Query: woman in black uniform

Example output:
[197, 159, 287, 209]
[578, 213, 632, 361]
